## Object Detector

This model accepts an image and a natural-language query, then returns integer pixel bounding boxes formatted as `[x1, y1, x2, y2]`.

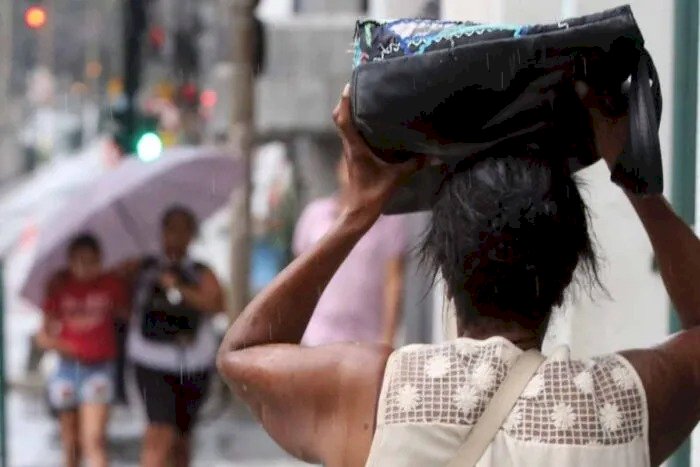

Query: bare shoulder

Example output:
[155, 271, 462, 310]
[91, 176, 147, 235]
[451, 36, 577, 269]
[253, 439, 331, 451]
[218, 342, 392, 465]
[620, 328, 700, 466]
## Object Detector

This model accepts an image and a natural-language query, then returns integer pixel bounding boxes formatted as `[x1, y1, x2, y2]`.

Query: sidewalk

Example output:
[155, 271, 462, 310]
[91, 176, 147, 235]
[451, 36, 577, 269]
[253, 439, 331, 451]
[8, 389, 309, 467]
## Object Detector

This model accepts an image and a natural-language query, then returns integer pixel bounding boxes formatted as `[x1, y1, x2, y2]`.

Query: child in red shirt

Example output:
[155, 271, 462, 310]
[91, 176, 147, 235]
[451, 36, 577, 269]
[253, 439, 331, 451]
[37, 233, 127, 467]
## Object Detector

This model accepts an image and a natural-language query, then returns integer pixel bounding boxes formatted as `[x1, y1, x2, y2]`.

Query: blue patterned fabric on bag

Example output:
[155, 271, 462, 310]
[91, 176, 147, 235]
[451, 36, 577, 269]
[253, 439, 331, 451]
[352, 18, 576, 67]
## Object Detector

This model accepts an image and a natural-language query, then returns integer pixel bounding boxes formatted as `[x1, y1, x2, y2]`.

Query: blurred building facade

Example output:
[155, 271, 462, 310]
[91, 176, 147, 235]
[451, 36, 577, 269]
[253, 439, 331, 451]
[246, 0, 437, 344]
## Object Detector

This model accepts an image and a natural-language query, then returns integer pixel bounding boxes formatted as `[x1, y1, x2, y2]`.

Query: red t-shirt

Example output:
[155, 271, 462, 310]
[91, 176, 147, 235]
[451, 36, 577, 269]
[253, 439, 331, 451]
[43, 273, 127, 363]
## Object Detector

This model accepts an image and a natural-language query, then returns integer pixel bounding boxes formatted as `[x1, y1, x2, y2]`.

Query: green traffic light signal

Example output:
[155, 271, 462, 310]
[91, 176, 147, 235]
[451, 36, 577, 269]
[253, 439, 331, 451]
[110, 108, 161, 159]
[136, 131, 163, 162]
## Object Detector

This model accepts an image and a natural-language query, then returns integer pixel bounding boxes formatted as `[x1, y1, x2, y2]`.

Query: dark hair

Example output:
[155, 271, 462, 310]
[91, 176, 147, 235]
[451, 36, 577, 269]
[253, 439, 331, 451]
[421, 150, 600, 326]
[68, 233, 101, 257]
[162, 205, 198, 232]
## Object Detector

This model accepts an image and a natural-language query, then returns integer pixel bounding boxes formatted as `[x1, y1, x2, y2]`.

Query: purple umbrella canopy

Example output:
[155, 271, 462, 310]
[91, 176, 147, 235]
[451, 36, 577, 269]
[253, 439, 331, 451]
[20, 146, 241, 307]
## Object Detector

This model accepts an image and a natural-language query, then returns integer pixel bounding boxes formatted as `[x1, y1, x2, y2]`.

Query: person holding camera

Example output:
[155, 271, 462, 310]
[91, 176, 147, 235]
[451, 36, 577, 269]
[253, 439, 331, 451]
[122, 206, 223, 467]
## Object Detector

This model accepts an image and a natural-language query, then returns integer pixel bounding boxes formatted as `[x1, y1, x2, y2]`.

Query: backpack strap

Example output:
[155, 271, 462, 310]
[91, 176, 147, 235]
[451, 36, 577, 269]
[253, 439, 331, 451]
[446, 349, 545, 467]
[140, 256, 159, 271]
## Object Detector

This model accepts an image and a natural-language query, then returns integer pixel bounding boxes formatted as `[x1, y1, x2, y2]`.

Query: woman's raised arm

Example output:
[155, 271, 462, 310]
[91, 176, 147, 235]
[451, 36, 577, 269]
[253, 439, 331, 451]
[579, 81, 700, 465]
[217, 85, 420, 465]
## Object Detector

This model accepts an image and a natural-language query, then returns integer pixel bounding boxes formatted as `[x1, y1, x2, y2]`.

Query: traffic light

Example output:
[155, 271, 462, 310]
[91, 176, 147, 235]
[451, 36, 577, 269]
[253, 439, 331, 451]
[135, 131, 163, 162]
[177, 82, 199, 110]
[111, 109, 163, 162]
[24, 5, 47, 30]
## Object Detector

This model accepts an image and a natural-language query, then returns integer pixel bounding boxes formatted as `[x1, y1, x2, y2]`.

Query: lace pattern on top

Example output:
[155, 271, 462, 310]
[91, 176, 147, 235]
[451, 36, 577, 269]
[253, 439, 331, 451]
[379, 338, 646, 446]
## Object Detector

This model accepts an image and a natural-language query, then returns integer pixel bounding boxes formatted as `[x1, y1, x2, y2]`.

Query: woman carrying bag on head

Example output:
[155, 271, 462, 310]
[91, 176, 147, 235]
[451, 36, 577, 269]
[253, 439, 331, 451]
[217, 82, 700, 466]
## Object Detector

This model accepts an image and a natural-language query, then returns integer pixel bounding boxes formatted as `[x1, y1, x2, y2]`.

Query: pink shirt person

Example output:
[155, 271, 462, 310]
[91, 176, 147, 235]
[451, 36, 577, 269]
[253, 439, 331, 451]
[293, 197, 407, 345]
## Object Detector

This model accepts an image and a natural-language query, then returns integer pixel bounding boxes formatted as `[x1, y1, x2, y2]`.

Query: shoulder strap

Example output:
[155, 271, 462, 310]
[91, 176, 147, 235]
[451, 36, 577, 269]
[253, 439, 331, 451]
[446, 349, 545, 467]
[139, 256, 159, 273]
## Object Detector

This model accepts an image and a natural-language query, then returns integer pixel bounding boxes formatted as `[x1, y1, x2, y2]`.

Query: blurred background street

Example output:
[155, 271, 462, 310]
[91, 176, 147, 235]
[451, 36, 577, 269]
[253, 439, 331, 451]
[8, 391, 306, 467]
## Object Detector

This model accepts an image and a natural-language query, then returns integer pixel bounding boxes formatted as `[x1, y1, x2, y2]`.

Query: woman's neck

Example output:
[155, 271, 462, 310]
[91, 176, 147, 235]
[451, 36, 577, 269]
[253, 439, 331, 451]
[458, 315, 547, 351]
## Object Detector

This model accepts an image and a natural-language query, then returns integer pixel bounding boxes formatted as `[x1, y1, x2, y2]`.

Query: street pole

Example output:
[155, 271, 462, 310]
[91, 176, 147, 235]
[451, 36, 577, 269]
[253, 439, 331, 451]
[0, 260, 7, 466]
[85, 2, 101, 95]
[228, 0, 256, 317]
[123, 0, 146, 154]
[0, 0, 12, 111]
[670, 1, 699, 466]
[39, 0, 55, 73]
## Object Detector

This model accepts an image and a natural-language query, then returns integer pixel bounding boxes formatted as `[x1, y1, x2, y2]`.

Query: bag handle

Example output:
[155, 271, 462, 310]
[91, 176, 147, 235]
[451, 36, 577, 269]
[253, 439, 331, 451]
[610, 46, 664, 194]
[445, 349, 545, 467]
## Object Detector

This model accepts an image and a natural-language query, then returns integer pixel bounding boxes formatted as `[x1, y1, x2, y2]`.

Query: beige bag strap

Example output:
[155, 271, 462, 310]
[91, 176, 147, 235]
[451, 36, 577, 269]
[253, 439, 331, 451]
[446, 349, 546, 467]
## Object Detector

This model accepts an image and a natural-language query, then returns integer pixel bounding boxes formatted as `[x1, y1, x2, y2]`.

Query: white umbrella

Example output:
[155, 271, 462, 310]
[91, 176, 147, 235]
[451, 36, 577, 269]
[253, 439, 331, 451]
[19, 146, 241, 307]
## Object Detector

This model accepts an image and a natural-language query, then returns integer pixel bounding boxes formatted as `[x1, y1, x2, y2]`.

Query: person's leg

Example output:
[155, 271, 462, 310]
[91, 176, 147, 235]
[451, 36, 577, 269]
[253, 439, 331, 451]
[78, 361, 115, 467]
[172, 370, 211, 467]
[79, 404, 110, 467]
[142, 424, 176, 467]
[49, 359, 81, 467]
[58, 410, 81, 467]
[135, 364, 179, 467]
[172, 433, 191, 467]
[113, 319, 128, 404]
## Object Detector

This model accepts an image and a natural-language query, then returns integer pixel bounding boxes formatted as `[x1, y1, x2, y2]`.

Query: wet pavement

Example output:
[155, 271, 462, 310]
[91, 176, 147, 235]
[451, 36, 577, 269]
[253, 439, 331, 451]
[3, 306, 311, 467]
[8, 386, 309, 467]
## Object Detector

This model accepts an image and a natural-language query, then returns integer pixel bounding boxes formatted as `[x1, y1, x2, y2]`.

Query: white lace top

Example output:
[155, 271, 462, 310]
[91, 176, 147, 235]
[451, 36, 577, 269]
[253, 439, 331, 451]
[365, 337, 649, 467]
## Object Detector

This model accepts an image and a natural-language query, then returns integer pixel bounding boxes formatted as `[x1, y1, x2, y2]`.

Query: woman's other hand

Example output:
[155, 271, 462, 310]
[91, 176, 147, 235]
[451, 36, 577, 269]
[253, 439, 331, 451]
[332, 84, 423, 227]
[575, 81, 630, 170]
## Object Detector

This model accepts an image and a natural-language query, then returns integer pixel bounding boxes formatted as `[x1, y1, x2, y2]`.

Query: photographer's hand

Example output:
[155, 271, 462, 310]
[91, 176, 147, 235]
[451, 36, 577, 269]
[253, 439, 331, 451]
[165, 268, 223, 315]
[160, 271, 178, 290]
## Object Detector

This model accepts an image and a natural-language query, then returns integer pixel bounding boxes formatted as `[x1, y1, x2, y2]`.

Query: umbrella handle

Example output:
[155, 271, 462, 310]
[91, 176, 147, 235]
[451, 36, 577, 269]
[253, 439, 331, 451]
[114, 200, 149, 251]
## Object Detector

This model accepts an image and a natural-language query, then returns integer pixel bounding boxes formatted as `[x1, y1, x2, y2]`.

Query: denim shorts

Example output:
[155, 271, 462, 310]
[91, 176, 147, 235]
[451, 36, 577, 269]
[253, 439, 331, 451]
[48, 358, 115, 411]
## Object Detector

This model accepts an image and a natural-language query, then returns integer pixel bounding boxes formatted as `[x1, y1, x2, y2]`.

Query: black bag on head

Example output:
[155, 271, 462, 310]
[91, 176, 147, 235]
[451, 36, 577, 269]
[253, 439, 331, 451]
[139, 258, 202, 344]
[350, 5, 662, 214]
